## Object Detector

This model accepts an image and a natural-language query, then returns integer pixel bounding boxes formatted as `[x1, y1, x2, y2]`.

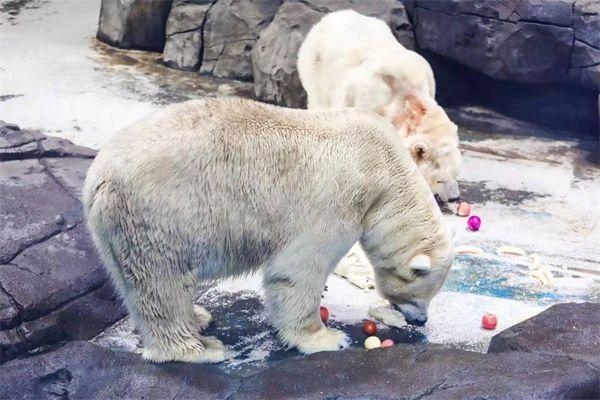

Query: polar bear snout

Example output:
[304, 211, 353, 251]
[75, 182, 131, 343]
[432, 180, 460, 203]
[393, 301, 428, 326]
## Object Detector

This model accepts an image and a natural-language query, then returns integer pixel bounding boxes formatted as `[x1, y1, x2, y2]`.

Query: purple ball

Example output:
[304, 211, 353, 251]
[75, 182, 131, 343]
[467, 215, 481, 231]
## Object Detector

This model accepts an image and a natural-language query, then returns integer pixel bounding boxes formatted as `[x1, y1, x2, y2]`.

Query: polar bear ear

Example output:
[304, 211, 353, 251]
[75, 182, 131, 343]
[410, 139, 430, 161]
[409, 254, 431, 271]
[392, 95, 427, 135]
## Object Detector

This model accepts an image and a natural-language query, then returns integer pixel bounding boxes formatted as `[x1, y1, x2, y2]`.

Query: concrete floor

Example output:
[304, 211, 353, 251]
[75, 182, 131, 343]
[2, 0, 599, 371]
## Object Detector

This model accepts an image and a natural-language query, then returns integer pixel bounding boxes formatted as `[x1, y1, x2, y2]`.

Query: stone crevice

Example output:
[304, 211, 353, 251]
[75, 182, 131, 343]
[38, 156, 81, 204]
[198, 0, 221, 70]
[0, 138, 37, 149]
[167, 25, 204, 38]
[0, 225, 65, 265]
[415, 4, 573, 28]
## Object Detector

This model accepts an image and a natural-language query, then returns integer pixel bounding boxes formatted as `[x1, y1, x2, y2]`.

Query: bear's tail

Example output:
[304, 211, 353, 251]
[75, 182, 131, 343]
[82, 168, 131, 302]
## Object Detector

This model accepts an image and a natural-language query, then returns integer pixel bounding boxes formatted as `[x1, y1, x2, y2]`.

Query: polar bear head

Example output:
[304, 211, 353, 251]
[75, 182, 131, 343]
[404, 132, 461, 203]
[391, 97, 462, 203]
[373, 253, 453, 326]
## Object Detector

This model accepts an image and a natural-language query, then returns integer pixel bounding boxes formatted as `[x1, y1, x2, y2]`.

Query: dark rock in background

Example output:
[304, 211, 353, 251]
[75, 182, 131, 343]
[162, 0, 214, 71]
[252, 0, 414, 108]
[200, 0, 283, 80]
[424, 51, 600, 139]
[571, 0, 600, 89]
[0, 122, 125, 364]
[488, 302, 600, 372]
[96, 0, 599, 137]
[412, 0, 599, 90]
[97, 0, 174, 51]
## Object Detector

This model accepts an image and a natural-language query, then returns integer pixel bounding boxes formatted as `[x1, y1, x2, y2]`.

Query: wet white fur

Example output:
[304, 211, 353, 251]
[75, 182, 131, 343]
[83, 97, 453, 363]
[297, 9, 461, 201]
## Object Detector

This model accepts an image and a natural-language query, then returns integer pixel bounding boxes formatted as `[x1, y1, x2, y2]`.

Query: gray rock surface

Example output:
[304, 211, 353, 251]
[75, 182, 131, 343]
[412, 0, 600, 90]
[97, 0, 174, 51]
[0, 341, 238, 399]
[252, 0, 414, 108]
[162, 0, 214, 71]
[234, 344, 598, 399]
[0, 122, 125, 364]
[488, 302, 600, 371]
[2, 340, 596, 399]
[571, 0, 600, 88]
[200, 0, 283, 80]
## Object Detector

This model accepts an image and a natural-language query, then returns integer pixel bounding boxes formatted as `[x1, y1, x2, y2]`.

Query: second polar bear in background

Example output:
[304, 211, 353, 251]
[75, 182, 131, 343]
[298, 9, 461, 202]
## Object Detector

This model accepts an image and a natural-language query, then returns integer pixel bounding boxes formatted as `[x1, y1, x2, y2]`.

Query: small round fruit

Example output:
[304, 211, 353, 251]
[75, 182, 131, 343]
[381, 339, 395, 348]
[456, 202, 472, 217]
[363, 320, 377, 336]
[364, 336, 381, 350]
[320, 306, 329, 322]
[467, 215, 482, 231]
[482, 313, 497, 330]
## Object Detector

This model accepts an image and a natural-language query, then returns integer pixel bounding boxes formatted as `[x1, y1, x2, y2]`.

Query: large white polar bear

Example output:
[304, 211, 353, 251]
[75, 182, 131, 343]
[297, 9, 461, 202]
[83, 98, 453, 363]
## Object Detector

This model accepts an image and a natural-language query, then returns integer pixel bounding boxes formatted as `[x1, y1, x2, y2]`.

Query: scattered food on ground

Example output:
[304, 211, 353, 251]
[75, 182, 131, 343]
[363, 320, 377, 336]
[333, 244, 375, 289]
[457, 201, 472, 216]
[482, 313, 498, 330]
[454, 245, 485, 255]
[497, 246, 527, 257]
[368, 300, 408, 329]
[467, 215, 482, 231]
[320, 306, 329, 322]
[364, 336, 381, 350]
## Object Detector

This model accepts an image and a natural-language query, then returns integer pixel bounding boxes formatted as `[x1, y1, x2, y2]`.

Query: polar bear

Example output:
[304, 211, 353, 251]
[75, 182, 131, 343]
[83, 97, 453, 363]
[297, 9, 461, 202]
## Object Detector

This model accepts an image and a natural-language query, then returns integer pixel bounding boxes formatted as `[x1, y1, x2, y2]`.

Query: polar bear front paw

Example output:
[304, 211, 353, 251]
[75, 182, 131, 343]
[295, 327, 350, 355]
[194, 305, 213, 330]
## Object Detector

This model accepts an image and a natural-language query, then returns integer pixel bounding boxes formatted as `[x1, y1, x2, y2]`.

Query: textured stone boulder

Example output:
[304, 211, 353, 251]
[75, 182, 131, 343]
[97, 0, 174, 51]
[252, 0, 414, 108]
[162, 0, 214, 71]
[0, 122, 125, 364]
[412, 0, 600, 90]
[2, 340, 597, 399]
[0, 341, 239, 399]
[200, 0, 283, 80]
[571, 0, 600, 89]
[237, 343, 598, 399]
[488, 302, 600, 371]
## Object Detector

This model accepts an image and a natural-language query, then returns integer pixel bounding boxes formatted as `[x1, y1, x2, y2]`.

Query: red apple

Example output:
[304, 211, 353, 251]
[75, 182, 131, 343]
[456, 202, 472, 217]
[482, 313, 497, 330]
[363, 320, 377, 336]
[320, 306, 329, 322]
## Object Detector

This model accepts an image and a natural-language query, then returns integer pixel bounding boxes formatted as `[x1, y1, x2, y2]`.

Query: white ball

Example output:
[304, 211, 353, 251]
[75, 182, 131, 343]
[364, 336, 381, 350]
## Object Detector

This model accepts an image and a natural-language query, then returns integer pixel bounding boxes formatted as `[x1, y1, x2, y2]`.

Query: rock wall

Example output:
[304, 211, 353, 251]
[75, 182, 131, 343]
[200, 0, 283, 80]
[0, 122, 126, 364]
[96, 0, 599, 136]
[410, 0, 600, 91]
[252, 0, 414, 108]
[97, 0, 174, 51]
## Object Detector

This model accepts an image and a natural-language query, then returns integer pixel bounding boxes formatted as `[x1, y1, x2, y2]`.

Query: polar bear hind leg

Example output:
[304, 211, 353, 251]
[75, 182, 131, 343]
[92, 227, 224, 363]
[129, 267, 225, 363]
